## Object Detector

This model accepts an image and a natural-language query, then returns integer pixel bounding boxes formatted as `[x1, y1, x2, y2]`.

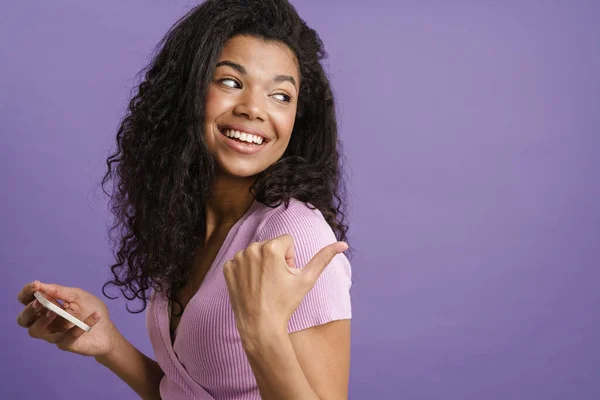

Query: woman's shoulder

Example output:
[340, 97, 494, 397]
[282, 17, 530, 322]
[252, 200, 352, 333]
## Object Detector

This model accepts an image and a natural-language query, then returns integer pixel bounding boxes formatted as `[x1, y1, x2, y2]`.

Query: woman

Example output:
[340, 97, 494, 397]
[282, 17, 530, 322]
[16, 0, 352, 398]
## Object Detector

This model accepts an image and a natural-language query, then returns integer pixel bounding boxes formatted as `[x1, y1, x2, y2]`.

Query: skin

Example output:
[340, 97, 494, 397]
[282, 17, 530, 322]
[16, 35, 350, 400]
[203, 35, 298, 180]
[224, 235, 350, 400]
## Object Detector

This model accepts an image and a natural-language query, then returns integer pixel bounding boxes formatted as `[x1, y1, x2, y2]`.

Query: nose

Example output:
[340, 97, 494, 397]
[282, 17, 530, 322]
[233, 89, 267, 121]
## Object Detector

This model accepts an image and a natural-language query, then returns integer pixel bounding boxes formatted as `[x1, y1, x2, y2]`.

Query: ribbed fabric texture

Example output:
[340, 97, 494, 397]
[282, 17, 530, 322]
[146, 198, 352, 400]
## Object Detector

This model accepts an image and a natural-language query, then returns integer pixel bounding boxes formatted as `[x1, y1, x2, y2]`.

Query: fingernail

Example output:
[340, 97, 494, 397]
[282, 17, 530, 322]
[92, 313, 100, 321]
[32, 300, 40, 309]
[30, 281, 37, 289]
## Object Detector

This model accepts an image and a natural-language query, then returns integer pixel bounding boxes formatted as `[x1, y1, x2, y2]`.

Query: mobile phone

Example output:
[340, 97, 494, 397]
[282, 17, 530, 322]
[33, 291, 92, 332]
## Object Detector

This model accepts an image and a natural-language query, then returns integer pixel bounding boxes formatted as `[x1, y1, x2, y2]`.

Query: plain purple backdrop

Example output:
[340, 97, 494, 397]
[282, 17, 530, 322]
[2, 1, 599, 399]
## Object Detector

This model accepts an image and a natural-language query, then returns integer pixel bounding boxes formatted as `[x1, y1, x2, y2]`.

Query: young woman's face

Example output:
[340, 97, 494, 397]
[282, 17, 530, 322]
[203, 35, 300, 178]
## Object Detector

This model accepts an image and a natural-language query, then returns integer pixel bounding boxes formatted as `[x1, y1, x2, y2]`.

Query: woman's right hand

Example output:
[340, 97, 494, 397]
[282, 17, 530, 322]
[16, 280, 119, 357]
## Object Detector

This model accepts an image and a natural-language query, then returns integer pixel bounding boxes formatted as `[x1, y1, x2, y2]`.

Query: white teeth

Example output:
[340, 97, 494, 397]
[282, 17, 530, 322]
[223, 129, 264, 145]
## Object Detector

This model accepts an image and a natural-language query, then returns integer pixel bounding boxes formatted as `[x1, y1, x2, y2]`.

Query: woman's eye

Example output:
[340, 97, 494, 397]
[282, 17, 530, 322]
[272, 93, 291, 103]
[220, 78, 240, 88]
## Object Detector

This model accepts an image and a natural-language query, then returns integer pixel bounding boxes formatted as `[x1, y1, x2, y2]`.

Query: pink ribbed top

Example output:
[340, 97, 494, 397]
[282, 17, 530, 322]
[146, 198, 352, 400]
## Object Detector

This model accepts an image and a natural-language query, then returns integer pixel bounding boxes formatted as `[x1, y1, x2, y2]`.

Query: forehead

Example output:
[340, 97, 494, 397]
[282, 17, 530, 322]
[218, 35, 299, 80]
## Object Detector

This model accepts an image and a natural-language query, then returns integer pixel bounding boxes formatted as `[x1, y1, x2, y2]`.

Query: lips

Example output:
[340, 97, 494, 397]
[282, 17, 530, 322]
[216, 125, 269, 155]
[217, 124, 270, 143]
[220, 128, 263, 145]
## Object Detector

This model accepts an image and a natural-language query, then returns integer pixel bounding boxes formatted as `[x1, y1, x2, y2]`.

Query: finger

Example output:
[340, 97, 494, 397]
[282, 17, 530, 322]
[283, 236, 296, 270]
[37, 282, 79, 303]
[16, 299, 44, 328]
[265, 234, 296, 269]
[272, 234, 294, 252]
[48, 311, 75, 332]
[28, 309, 58, 339]
[246, 241, 265, 253]
[301, 242, 348, 283]
[33, 293, 73, 333]
[26, 292, 75, 332]
[56, 312, 101, 350]
[17, 280, 41, 305]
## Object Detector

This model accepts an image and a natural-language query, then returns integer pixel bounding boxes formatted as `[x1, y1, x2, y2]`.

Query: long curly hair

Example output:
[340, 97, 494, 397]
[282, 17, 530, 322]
[102, 0, 349, 312]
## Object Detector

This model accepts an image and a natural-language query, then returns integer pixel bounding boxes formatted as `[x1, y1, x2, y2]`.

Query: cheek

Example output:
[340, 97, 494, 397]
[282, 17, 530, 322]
[205, 85, 239, 123]
[204, 87, 222, 121]
[272, 109, 297, 145]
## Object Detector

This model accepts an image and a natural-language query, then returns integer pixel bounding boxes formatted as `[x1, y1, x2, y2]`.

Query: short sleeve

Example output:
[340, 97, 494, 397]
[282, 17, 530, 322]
[257, 200, 352, 333]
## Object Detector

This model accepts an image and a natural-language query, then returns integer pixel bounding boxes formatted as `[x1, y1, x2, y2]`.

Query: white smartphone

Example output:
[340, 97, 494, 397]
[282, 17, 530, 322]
[33, 291, 92, 332]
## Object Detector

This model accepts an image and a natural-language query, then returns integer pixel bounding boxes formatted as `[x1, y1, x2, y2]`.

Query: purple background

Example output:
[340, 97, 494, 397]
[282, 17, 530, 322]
[2, 1, 599, 399]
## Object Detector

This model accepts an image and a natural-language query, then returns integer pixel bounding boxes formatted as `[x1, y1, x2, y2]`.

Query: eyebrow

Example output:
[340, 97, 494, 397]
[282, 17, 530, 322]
[216, 60, 297, 89]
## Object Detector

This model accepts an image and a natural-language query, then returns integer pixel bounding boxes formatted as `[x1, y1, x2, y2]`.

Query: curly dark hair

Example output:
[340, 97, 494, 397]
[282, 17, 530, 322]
[102, 0, 349, 312]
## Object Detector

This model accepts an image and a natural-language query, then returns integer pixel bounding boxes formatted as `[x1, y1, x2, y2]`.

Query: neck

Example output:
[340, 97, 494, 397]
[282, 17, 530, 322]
[205, 172, 257, 235]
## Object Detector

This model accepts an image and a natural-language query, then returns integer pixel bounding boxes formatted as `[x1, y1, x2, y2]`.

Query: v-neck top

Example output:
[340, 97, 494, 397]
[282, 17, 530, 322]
[146, 198, 353, 400]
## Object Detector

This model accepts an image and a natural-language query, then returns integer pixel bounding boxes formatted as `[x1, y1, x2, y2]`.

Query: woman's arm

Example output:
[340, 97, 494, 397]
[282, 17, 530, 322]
[16, 281, 164, 400]
[95, 331, 164, 400]
[241, 319, 350, 400]
[290, 320, 350, 399]
[224, 236, 351, 400]
[225, 201, 353, 399]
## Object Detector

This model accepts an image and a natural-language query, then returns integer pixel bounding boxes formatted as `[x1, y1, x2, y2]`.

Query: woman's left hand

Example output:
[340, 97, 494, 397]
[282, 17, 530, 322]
[223, 234, 347, 341]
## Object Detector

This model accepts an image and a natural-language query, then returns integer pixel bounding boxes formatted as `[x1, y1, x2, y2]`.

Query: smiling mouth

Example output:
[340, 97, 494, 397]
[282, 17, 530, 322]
[218, 127, 267, 146]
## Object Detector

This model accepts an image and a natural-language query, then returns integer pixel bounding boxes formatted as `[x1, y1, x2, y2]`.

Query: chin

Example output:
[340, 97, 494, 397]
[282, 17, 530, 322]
[215, 158, 267, 179]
